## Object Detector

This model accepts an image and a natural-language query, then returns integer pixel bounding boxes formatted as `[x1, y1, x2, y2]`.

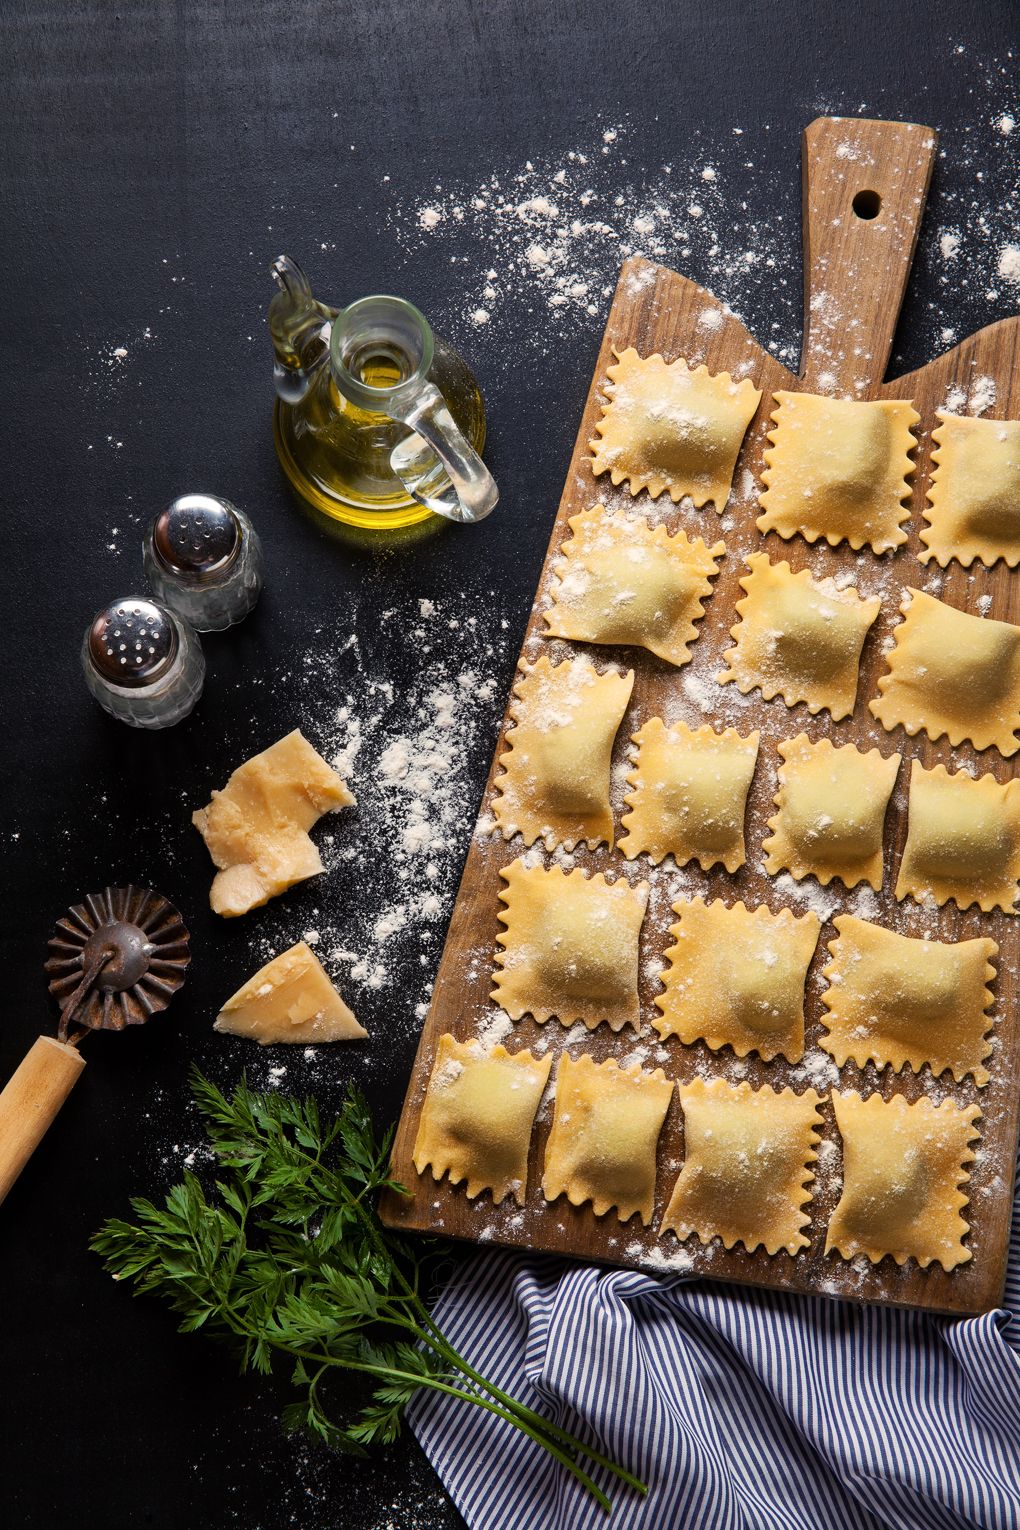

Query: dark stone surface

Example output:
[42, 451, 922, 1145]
[2, 3, 1015, 1526]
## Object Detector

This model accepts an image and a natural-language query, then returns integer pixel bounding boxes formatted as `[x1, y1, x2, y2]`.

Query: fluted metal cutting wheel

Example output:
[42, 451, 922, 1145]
[44, 885, 190, 1041]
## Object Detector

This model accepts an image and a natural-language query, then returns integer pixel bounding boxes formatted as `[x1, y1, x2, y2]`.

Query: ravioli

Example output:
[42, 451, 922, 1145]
[920, 411, 1020, 567]
[543, 504, 724, 666]
[718, 554, 881, 720]
[763, 734, 900, 890]
[492, 655, 634, 851]
[413, 1034, 552, 1205]
[493, 858, 649, 1032]
[542, 1054, 674, 1224]
[654, 897, 820, 1063]
[896, 760, 1020, 914]
[660, 1077, 822, 1255]
[589, 346, 762, 506]
[619, 718, 759, 870]
[757, 391, 918, 552]
[826, 1091, 981, 1271]
[870, 588, 1020, 757]
[820, 914, 997, 1084]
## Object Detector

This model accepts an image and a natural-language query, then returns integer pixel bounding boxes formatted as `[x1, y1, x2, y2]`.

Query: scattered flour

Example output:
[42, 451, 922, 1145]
[969, 374, 998, 414]
[768, 874, 840, 924]
[943, 374, 998, 415]
[475, 1011, 513, 1051]
[389, 62, 1020, 389]
[246, 590, 513, 1047]
[392, 119, 802, 361]
[997, 243, 1020, 284]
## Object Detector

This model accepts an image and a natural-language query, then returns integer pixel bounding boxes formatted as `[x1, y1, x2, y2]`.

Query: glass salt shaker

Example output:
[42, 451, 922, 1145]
[142, 493, 263, 632]
[82, 597, 205, 729]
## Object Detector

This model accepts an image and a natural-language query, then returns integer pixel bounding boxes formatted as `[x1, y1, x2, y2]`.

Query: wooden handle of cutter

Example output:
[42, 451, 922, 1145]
[0, 1036, 86, 1205]
[801, 116, 938, 391]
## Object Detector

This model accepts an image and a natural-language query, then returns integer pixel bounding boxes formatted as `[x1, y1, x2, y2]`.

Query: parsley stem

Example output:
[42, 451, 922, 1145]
[389, 1312, 648, 1498]
[283, 1346, 614, 1513]
[283, 1127, 647, 1500]
[327, 1186, 647, 1495]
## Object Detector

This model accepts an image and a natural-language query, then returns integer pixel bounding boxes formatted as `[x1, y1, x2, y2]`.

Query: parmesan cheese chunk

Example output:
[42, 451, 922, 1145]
[193, 730, 355, 917]
[214, 942, 367, 1044]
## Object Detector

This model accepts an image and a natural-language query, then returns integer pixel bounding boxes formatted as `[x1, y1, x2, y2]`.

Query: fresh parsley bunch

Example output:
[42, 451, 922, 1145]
[92, 1070, 646, 1513]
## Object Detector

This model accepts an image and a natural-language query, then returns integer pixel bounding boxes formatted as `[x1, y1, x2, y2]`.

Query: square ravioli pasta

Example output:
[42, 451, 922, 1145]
[542, 1054, 674, 1224]
[655, 897, 820, 1064]
[718, 554, 881, 720]
[763, 734, 900, 891]
[821, 914, 997, 1085]
[896, 760, 1020, 914]
[661, 1078, 822, 1256]
[619, 718, 760, 871]
[920, 411, 1020, 568]
[492, 654, 633, 851]
[589, 346, 761, 507]
[413, 1034, 552, 1205]
[757, 391, 918, 553]
[543, 504, 724, 667]
[826, 1091, 981, 1271]
[493, 858, 649, 1032]
[870, 588, 1020, 757]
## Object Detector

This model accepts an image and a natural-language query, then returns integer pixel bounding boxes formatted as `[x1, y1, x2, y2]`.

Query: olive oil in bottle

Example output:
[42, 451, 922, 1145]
[269, 257, 493, 531]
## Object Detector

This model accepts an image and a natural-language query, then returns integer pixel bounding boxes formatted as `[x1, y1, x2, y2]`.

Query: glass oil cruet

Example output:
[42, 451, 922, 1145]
[268, 256, 498, 530]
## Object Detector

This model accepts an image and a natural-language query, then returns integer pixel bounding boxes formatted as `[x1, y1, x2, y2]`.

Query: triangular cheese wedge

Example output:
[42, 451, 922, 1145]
[214, 942, 367, 1044]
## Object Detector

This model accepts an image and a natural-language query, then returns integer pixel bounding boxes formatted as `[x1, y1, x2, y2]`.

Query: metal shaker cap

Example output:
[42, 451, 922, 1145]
[87, 598, 178, 687]
[151, 494, 241, 580]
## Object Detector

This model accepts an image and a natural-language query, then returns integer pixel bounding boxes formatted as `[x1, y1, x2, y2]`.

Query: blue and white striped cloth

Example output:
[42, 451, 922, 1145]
[409, 1171, 1020, 1529]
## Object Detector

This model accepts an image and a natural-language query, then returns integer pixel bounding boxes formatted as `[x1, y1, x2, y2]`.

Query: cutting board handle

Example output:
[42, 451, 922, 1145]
[800, 116, 938, 391]
[0, 1036, 86, 1205]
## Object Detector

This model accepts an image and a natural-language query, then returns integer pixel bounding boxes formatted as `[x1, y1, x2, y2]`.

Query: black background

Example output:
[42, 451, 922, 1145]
[3, 3, 1018, 1527]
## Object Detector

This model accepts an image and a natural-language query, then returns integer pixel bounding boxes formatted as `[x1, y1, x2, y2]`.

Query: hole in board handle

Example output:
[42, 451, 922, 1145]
[852, 189, 882, 220]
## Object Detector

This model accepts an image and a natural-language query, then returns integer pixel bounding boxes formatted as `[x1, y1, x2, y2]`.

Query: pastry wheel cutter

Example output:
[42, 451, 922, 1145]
[0, 885, 190, 1204]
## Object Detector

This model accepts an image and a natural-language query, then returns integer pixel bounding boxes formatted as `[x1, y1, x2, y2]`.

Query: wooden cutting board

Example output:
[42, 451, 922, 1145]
[381, 116, 1020, 1315]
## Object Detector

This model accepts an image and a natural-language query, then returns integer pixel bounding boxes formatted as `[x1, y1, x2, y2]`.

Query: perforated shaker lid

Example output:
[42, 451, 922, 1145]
[87, 597, 178, 687]
[151, 493, 241, 580]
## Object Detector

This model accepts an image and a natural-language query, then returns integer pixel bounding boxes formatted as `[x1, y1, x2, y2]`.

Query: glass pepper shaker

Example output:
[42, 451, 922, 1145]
[82, 597, 205, 729]
[142, 493, 263, 632]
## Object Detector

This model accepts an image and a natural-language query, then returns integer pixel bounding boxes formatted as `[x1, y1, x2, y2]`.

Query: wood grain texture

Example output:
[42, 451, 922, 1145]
[382, 117, 1020, 1316]
[0, 1037, 85, 1205]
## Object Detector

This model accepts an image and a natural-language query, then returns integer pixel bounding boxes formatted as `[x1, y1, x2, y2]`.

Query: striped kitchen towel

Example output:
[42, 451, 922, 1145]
[409, 1178, 1020, 1529]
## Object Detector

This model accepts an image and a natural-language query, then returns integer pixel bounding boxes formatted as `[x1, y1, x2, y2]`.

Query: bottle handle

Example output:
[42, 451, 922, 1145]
[387, 382, 499, 524]
[269, 255, 337, 405]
